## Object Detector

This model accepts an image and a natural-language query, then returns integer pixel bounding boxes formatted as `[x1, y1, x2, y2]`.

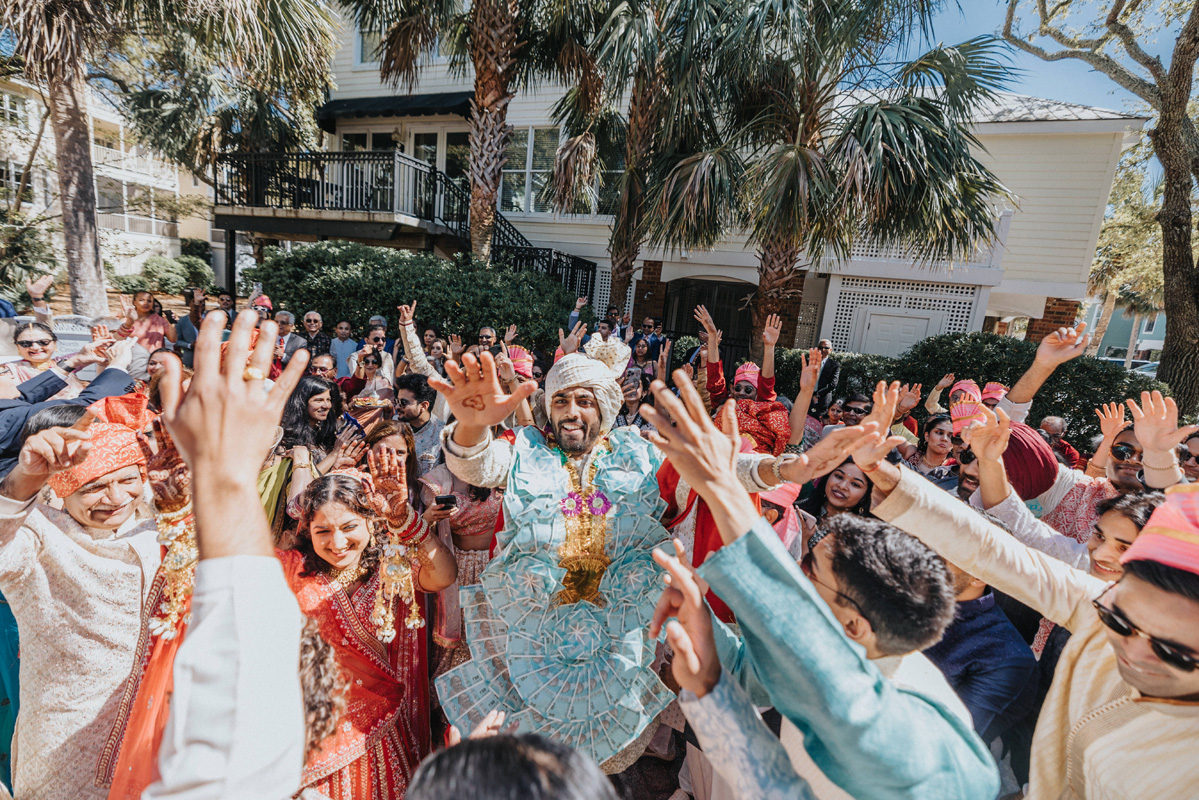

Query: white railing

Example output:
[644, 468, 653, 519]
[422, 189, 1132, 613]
[98, 212, 179, 238]
[92, 145, 177, 182]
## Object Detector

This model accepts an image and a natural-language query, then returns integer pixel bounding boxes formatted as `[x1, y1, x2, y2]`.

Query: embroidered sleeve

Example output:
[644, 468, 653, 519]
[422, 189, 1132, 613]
[680, 673, 816, 800]
[440, 424, 512, 489]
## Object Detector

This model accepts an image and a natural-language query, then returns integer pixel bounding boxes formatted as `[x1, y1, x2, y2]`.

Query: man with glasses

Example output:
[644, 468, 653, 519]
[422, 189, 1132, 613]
[477, 327, 498, 350]
[858, 384, 1199, 799]
[306, 353, 337, 381]
[630, 316, 663, 361]
[297, 311, 331, 358]
[273, 311, 305, 367]
[358, 314, 394, 356]
[1182, 432, 1199, 482]
[1037, 415, 1081, 469]
[820, 394, 872, 439]
[394, 373, 443, 473]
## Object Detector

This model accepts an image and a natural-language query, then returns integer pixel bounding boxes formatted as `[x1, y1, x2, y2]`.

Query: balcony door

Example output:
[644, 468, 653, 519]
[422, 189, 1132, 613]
[410, 126, 470, 222]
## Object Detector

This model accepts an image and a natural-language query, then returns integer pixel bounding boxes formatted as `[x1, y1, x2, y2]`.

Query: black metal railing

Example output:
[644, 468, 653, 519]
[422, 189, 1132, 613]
[493, 245, 596, 300]
[216, 150, 597, 299]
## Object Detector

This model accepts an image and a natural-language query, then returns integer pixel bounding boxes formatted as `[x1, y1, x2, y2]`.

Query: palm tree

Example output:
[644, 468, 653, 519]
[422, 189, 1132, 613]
[343, 0, 603, 263]
[2, 0, 335, 316]
[639, 0, 1012, 358]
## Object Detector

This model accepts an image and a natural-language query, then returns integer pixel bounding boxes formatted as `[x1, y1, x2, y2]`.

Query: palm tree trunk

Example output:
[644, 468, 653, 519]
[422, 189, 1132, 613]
[607, 66, 660, 314]
[1086, 291, 1117, 356]
[47, 70, 108, 317]
[467, 0, 518, 264]
[1124, 312, 1141, 368]
[751, 234, 803, 362]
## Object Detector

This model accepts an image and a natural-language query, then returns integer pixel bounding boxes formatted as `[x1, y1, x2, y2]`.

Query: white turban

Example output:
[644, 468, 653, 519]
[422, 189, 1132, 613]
[544, 353, 624, 433]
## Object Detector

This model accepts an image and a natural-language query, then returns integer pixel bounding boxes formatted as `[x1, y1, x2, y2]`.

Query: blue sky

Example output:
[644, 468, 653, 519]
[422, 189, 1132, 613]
[931, 2, 1148, 113]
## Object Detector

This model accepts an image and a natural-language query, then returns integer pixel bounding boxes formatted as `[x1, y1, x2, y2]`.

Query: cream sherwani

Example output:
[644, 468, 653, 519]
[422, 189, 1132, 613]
[0, 494, 159, 800]
[874, 467, 1199, 800]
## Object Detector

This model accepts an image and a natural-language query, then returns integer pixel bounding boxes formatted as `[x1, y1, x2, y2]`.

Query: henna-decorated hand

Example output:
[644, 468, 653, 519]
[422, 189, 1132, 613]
[141, 419, 192, 513]
[367, 446, 409, 524]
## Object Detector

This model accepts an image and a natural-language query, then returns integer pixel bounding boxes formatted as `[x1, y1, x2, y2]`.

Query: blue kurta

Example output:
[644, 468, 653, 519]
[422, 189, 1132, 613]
[436, 427, 674, 766]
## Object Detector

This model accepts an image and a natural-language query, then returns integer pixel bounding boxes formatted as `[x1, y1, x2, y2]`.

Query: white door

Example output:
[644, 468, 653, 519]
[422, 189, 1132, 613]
[865, 313, 930, 357]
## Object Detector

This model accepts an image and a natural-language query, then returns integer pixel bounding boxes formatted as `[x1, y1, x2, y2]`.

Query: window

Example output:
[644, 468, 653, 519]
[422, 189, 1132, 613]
[356, 27, 382, 66]
[0, 93, 24, 128]
[341, 133, 368, 151]
[500, 127, 559, 213]
[1142, 316, 1158, 335]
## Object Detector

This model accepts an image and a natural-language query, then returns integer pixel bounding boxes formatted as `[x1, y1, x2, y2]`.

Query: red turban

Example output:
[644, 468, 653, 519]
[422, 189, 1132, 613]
[733, 363, 761, 391]
[47, 394, 153, 498]
[982, 382, 1009, 403]
[507, 345, 534, 379]
[950, 379, 982, 402]
[1122, 484, 1199, 576]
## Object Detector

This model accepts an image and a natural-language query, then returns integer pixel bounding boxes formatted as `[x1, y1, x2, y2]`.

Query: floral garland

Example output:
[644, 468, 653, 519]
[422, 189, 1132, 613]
[554, 437, 614, 607]
[148, 501, 197, 640]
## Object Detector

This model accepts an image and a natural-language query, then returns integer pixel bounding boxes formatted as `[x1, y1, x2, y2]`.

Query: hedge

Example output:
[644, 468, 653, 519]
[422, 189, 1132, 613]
[241, 241, 584, 356]
[772, 332, 1168, 448]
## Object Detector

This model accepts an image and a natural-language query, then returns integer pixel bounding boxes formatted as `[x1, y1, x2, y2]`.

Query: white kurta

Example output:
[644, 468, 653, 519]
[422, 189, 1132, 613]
[0, 494, 160, 800]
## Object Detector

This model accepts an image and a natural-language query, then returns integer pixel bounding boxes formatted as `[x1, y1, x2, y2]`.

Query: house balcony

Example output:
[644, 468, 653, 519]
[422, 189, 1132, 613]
[213, 150, 598, 298]
[92, 145, 178, 187]
[98, 211, 179, 238]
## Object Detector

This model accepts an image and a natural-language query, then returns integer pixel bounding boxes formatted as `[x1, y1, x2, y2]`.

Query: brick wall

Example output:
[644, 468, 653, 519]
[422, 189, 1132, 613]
[1024, 297, 1082, 343]
[631, 260, 667, 324]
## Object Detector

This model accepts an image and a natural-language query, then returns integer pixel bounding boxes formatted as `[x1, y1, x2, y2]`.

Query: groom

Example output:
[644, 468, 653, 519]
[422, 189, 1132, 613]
[430, 348, 871, 768]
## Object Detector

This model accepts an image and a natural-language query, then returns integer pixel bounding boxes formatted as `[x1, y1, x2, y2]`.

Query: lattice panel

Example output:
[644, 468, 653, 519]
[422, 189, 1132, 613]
[793, 300, 821, 349]
[592, 265, 635, 318]
[829, 278, 978, 351]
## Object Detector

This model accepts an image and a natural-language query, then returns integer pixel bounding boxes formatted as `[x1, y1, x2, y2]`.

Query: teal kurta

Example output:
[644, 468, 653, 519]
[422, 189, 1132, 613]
[436, 427, 674, 766]
[703, 519, 1000, 800]
[0, 591, 17, 791]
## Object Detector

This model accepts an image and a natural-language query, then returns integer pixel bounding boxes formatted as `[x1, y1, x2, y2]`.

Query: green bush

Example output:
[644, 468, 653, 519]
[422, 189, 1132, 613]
[175, 254, 215, 290]
[241, 241, 581, 355]
[772, 331, 1168, 448]
[141, 255, 189, 294]
[111, 273, 151, 294]
[180, 237, 212, 262]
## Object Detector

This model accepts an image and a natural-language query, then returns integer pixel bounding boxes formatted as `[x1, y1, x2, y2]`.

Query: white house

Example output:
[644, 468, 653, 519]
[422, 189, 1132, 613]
[214, 10, 1145, 356]
[0, 76, 200, 278]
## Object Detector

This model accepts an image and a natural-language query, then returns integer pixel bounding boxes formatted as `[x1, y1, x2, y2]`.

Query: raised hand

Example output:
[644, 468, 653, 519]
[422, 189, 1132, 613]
[397, 301, 417, 326]
[105, 339, 135, 373]
[1035, 322, 1090, 367]
[897, 383, 923, 416]
[558, 321, 587, 355]
[141, 419, 191, 513]
[784, 424, 889, 485]
[935, 373, 956, 391]
[494, 342, 516, 383]
[762, 313, 782, 348]
[575, 296, 588, 311]
[25, 274, 52, 299]
[67, 338, 115, 368]
[91, 324, 111, 342]
[799, 348, 822, 392]
[649, 539, 722, 698]
[1127, 390, 1199, 455]
[334, 437, 367, 469]
[693, 305, 718, 336]
[446, 709, 517, 747]
[191, 288, 206, 308]
[119, 294, 138, 323]
[963, 406, 1012, 463]
[448, 334, 464, 358]
[1095, 401, 1126, 442]
[656, 338, 673, 375]
[706, 329, 722, 363]
[504, 324, 518, 344]
[428, 352, 537, 432]
[367, 446, 409, 524]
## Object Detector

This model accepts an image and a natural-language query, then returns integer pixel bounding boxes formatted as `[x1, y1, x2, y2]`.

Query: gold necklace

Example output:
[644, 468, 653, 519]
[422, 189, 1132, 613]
[553, 438, 613, 607]
[329, 564, 368, 591]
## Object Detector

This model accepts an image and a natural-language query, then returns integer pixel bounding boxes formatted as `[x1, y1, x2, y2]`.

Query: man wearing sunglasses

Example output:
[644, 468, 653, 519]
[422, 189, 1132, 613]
[1037, 415, 1081, 469]
[347, 325, 396, 382]
[859, 384, 1199, 799]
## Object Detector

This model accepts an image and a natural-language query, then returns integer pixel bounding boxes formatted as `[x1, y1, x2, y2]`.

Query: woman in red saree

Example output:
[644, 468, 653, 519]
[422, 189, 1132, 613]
[280, 448, 457, 799]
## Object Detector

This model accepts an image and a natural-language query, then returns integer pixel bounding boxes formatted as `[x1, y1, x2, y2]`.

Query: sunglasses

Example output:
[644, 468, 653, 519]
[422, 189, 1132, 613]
[370, 337, 386, 343]
[1111, 444, 1143, 463]
[1093, 588, 1199, 672]
[16, 339, 53, 348]
[842, 406, 872, 417]
[957, 448, 977, 465]
[1182, 450, 1199, 464]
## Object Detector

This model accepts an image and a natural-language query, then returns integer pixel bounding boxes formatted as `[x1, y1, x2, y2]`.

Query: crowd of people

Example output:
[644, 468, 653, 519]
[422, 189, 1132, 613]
[0, 282, 1195, 800]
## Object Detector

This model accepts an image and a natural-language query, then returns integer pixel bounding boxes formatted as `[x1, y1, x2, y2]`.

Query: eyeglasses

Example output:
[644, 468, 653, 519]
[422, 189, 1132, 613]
[800, 550, 869, 620]
[532, 371, 543, 379]
[369, 337, 386, 343]
[16, 339, 52, 348]
[951, 435, 964, 446]
[1183, 450, 1199, 464]
[1093, 587, 1199, 672]
[841, 405, 871, 417]
[957, 448, 977, 465]
[1111, 444, 1143, 463]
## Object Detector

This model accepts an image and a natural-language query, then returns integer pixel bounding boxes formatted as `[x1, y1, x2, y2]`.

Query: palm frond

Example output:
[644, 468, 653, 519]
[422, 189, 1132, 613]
[897, 35, 1013, 121]
[643, 144, 746, 252]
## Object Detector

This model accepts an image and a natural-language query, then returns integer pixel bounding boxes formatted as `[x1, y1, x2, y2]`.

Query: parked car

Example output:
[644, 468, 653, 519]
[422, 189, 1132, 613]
[1133, 361, 1159, 378]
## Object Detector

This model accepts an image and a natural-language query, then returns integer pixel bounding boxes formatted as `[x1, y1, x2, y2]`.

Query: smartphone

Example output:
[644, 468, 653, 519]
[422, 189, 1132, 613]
[252, 281, 263, 295]
[488, 344, 504, 357]
[434, 495, 458, 508]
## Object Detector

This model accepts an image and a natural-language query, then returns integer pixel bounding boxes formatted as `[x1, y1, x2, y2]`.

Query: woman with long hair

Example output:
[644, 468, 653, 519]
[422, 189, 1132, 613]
[278, 454, 457, 799]
[896, 413, 954, 475]
[627, 337, 655, 378]
[796, 459, 874, 520]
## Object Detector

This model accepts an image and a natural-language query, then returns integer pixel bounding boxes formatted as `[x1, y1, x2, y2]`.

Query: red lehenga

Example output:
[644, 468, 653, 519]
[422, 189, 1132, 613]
[278, 549, 431, 799]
